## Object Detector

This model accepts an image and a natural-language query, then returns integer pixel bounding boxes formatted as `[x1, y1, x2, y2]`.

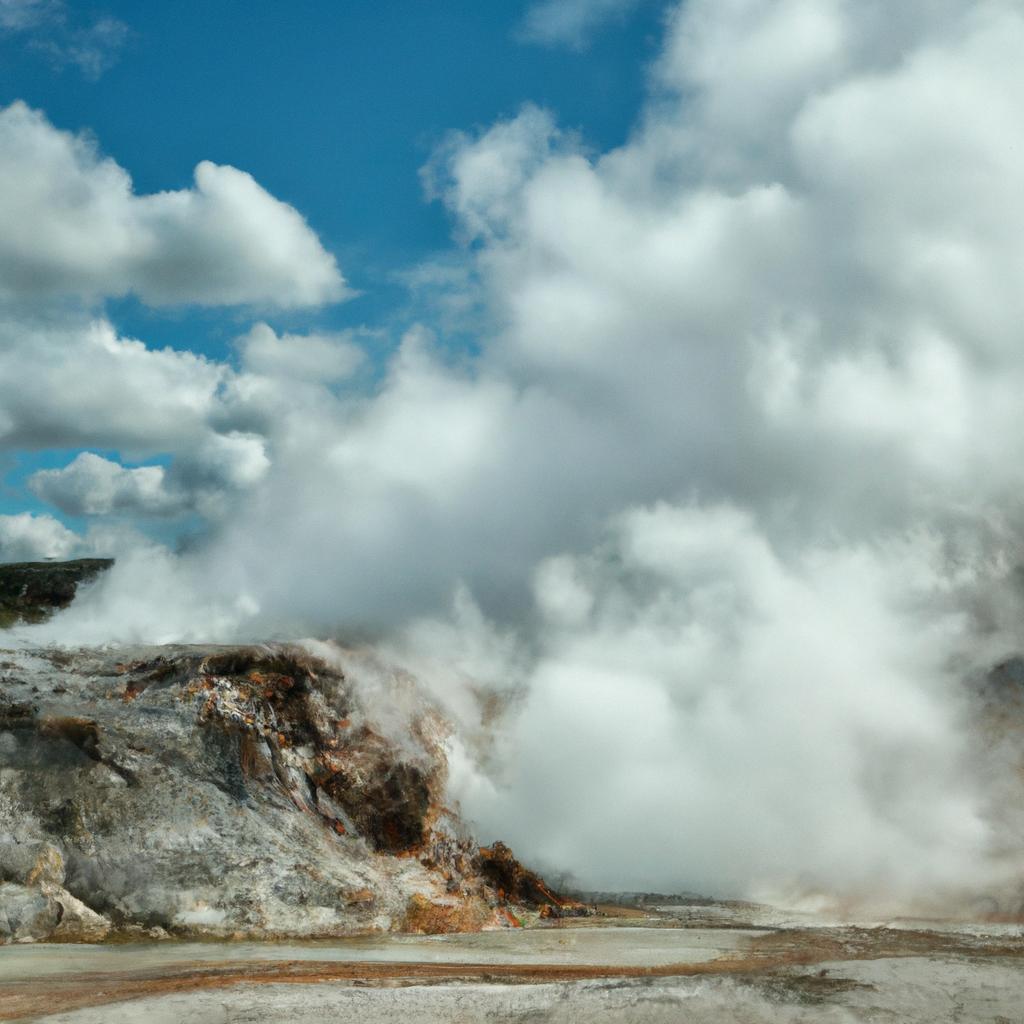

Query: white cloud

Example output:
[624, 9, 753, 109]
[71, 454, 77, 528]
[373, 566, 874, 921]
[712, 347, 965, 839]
[27, 435, 270, 520]
[0, 103, 345, 307]
[0, 2, 128, 79]
[237, 322, 365, 383]
[0, 313, 276, 523]
[59, 15, 129, 79]
[520, 0, 643, 48]
[0, 512, 79, 561]
[0, 316, 227, 451]
[0, 103, 346, 536]
[28, 452, 179, 517]
[186, 432, 270, 492]
[173, 433, 271, 520]
[424, 105, 561, 244]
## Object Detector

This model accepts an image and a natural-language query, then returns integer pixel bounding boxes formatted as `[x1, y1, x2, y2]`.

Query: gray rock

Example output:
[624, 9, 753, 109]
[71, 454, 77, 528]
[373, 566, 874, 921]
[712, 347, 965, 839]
[0, 642, 550, 942]
[0, 840, 65, 887]
[0, 882, 59, 941]
[48, 886, 110, 941]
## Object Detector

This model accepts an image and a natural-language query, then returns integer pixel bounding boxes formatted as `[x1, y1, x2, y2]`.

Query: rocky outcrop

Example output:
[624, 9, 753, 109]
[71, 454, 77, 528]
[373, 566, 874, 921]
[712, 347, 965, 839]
[478, 841, 591, 919]
[0, 840, 110, 942]
[0, 559, 113, 627]
[0, 642, 570, 942]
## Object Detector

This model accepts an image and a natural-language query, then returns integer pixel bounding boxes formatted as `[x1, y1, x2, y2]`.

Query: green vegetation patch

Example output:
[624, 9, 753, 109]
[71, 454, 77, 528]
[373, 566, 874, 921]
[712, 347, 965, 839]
[0, 559, 113, 627]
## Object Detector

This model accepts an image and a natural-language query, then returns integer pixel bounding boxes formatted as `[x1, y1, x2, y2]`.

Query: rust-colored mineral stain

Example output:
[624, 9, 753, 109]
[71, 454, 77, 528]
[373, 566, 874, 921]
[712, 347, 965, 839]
[3, 929, 1020, 1022]
[476, 841, 590, 917]
[0, 956, 808, 1021]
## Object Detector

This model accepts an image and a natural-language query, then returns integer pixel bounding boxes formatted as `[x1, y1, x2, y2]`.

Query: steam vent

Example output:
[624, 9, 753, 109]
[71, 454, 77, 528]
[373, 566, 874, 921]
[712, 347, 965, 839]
[0, 579, 585, 942]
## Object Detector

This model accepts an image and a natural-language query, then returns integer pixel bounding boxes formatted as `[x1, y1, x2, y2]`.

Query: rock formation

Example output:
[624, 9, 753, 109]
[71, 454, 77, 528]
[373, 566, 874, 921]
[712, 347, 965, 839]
[0, 638, 580, 943]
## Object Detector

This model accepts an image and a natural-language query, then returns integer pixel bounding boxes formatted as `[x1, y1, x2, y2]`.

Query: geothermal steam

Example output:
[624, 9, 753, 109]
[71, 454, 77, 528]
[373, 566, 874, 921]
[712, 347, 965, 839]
[7, 0, 1024, 903]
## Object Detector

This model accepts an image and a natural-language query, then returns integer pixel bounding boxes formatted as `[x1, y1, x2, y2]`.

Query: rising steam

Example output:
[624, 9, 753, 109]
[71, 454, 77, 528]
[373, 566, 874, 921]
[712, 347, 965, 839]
[7, 0, 1024, 907]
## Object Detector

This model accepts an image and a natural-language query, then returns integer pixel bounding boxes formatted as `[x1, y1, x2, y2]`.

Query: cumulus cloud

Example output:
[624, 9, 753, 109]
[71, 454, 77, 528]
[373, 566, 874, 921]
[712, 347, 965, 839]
[0, 104, 344, 530]
[237, 323, 365, 383]
[0, 311, 279, 524]
[28, 453, 179, 517]
[0, 316, 226, 451]
[0, 512, 79, 561]
[0, 103, 345, 307]
[423, 105, 563, 243]
[27, 435, 270, 520]
[520, 0, 644, 48]
[14, 0, 1024, 905]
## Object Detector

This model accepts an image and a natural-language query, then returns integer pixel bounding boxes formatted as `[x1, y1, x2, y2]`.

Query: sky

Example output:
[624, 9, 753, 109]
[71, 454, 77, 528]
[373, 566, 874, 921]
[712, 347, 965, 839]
[3, 0, 1024, 906]
[0, 1, 663, 347]
[0, 0, 665, 528]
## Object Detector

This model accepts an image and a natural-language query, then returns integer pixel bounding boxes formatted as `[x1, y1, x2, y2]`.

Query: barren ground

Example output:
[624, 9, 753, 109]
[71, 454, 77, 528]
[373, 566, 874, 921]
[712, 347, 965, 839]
[1, 902, 1021, 1022]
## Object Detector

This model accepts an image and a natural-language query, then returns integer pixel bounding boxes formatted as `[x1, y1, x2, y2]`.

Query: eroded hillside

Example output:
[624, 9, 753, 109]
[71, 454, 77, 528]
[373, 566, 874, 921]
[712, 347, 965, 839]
[0, 641, 582, 943]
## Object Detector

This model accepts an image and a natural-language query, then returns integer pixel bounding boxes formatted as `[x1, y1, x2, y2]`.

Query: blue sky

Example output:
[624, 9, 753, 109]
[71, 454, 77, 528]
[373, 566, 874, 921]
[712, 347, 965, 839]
[0, 0, 666, 522]
[0, 1, 664, 342]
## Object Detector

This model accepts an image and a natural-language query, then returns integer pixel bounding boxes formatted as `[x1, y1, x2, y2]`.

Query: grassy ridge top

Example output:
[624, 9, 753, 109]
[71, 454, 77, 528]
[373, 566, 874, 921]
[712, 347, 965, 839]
[0, 559, 113, 627]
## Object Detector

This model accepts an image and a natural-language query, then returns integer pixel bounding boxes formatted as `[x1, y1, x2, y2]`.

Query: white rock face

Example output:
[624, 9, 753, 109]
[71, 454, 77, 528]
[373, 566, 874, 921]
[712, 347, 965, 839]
[0, 643, 513, 941]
